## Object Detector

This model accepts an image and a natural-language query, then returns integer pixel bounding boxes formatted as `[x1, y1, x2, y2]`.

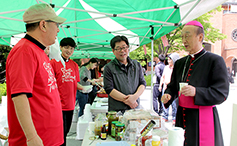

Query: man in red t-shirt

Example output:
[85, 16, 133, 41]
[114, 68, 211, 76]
[6, 3, 66, 146]
[50, 37, 84, 146]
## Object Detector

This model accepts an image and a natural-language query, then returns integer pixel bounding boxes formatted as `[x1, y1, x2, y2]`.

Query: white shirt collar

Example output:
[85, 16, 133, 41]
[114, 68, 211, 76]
[190, 47, 203, 58]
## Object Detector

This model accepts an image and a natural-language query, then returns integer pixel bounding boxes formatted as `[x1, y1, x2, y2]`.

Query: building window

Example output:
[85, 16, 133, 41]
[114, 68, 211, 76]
[231, 29, 237, 42]
[203, 42, 211, 52]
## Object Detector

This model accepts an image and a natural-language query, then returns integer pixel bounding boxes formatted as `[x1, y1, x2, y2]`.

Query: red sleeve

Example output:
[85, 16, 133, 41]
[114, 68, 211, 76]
[8, 50, 36, 95]
[75, 63, 80, 82]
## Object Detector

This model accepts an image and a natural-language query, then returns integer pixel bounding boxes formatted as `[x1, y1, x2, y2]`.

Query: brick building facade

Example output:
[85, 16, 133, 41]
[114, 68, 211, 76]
[206, 3, 236, 77]
[209, 3, 237, 76]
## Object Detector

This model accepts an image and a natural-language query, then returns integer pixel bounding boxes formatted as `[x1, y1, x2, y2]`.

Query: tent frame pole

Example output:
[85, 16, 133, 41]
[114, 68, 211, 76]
[150, 26, 154, 111]
[0, 9, 26, 15]
[0, 16, 22, 22]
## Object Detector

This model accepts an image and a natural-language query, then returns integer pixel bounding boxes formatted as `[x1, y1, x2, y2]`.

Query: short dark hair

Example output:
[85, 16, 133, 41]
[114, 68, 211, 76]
[110, 35, 129, 49]
[25, 22, 39, 32]
[60, 37, 77, 48]
[82, 58, 99, 66]
[196, 27, 204, 42]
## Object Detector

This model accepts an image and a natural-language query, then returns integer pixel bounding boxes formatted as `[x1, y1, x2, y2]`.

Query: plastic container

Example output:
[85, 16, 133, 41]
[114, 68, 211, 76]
[163, 139, 168, 146]
[151, 136, 160, 146]
[97, 93, 108, 98]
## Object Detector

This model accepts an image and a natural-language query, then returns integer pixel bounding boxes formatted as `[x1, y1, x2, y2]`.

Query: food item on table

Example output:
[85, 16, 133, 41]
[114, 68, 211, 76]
[107, 111, 119, 135]
[111, 121, 120, 138]
[152, 135, 161, 146]
[115, 123, 125, 141]
[97, 88, 106, 94]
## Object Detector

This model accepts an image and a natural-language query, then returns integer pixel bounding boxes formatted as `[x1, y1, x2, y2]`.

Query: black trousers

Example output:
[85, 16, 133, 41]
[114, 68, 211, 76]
[61, 110, 74, 146]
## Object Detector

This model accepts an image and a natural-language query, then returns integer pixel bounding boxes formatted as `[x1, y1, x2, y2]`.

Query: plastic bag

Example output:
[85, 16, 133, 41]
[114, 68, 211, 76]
[81, 85, 93, 93]
[49, 38, 65, 68]
[75, 104, 92, 140]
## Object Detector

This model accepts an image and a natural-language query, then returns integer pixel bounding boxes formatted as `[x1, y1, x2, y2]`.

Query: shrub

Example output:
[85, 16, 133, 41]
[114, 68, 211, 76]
[144, 74, 151, 87]
[0, 82, 7, 103]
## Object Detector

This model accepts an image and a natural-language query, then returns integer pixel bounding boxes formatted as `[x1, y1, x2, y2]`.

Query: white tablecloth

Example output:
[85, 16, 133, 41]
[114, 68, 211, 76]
[81, 128, 131, 146]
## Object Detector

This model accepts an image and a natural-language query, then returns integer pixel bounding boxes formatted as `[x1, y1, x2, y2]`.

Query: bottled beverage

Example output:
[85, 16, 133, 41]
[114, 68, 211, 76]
[140, 120, 156, 137]
[101, 124, 107, 140]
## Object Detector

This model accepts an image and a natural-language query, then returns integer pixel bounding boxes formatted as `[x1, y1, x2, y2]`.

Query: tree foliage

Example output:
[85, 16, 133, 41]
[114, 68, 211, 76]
[0, 45, 12, 83]
[130, 5, 226, 63]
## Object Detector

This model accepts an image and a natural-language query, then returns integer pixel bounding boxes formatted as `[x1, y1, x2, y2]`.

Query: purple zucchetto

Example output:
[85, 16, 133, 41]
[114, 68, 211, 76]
[185, 20, 203, 29]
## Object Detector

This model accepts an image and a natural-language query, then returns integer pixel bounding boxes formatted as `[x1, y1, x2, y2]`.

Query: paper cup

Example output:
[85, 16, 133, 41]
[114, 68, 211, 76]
[179, 82, 188, 91]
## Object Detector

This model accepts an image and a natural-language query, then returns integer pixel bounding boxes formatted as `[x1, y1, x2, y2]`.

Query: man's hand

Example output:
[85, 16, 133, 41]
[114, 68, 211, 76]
[123, 95, 138, 109]
[181, 85, 196, 97]
[91, 79, 96, 85]
[77, 83, 84, 90]
[161, 94, 171, 104]
[158, 86, 162, 92]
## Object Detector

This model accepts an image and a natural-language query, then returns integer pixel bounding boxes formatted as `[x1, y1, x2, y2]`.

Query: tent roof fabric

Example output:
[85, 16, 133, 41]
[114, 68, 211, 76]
[0, 0, 226, 59]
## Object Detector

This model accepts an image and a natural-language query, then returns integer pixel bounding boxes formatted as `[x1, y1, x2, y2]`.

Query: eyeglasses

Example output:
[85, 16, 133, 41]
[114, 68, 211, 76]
[45, 20, 60, 28]
[181, 33, 192, 40]
[114, 46, 129, 52]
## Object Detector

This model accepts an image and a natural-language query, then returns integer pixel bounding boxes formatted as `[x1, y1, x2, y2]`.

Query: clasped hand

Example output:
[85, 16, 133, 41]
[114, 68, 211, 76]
[123, 94, 138, 109]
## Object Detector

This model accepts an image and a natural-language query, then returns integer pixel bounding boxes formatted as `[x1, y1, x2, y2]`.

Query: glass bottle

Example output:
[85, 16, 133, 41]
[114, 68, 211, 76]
[115, 123, 125, 141]
[101, 124, 107, 140]
[94, 113, 108, 137]
[107, 111, 119, 135]
[111, 121, 120, 138]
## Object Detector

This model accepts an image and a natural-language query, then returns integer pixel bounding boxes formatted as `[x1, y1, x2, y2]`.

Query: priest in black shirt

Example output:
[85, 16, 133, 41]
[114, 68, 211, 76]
[161, 21, 229, 146]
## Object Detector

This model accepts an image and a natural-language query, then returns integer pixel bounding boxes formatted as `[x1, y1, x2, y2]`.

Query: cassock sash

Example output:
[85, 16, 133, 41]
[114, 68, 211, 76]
[179, 93, 215, 146]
